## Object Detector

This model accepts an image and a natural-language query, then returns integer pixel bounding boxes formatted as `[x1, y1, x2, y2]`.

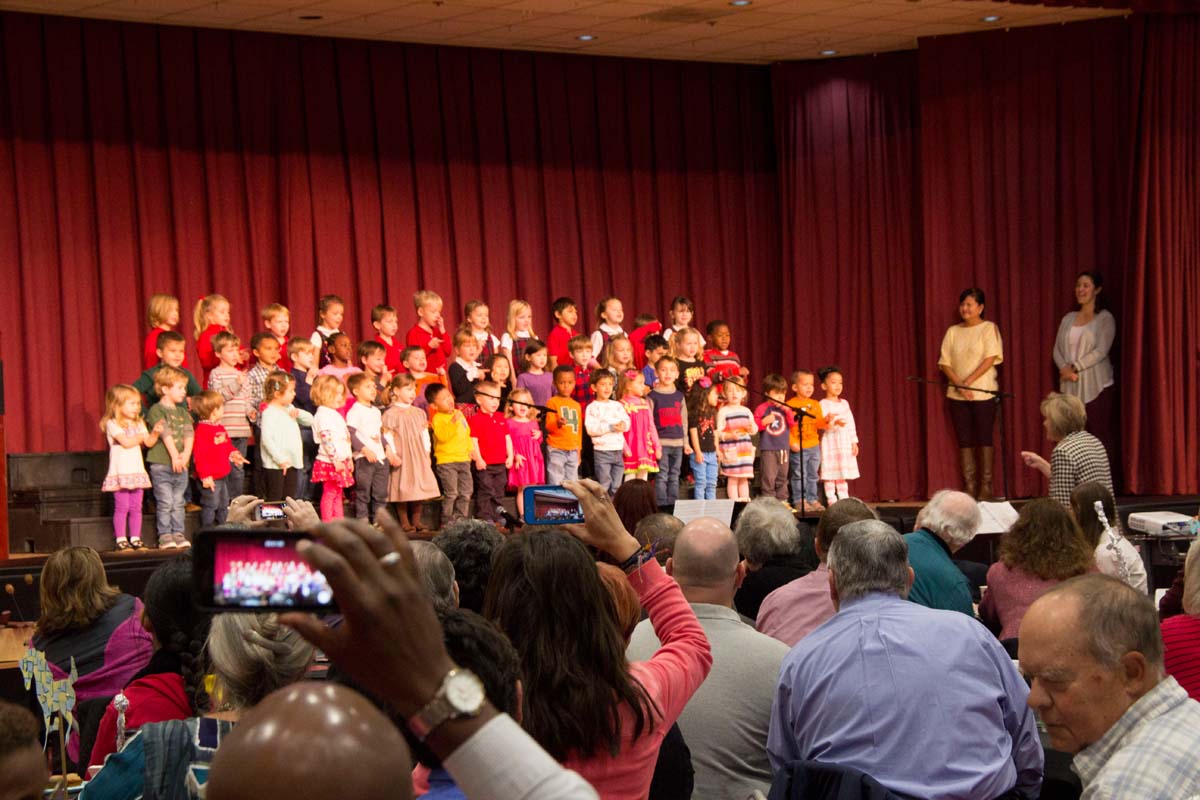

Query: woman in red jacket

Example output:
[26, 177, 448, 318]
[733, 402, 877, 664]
[88, 556, 212, 769]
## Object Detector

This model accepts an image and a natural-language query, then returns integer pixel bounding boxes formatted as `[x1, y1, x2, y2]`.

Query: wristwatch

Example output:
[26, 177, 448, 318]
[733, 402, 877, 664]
[406, 668, 486, 741]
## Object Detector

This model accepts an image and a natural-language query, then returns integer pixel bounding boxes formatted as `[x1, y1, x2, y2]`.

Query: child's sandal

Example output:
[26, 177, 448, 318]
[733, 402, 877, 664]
[116, 538, 131, 551]
[130, 538, 145, 550]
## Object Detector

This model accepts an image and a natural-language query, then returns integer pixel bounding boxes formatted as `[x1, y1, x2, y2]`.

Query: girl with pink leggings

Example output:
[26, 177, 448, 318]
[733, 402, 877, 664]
[100, 384, 161, 549]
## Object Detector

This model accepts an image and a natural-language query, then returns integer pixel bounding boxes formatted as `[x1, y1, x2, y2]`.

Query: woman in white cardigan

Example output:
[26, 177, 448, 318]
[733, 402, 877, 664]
[1052, 271, 1116, 469]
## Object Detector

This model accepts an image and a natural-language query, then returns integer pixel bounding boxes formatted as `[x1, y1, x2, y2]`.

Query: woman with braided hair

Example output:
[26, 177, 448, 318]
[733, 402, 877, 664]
[88, 555, 212, 768]
[82, 609, 313, 800]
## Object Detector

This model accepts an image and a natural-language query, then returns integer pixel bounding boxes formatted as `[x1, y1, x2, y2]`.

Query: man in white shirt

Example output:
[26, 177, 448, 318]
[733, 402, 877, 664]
[1019, 574, 1200, 799]
[628, 516, 788, 799]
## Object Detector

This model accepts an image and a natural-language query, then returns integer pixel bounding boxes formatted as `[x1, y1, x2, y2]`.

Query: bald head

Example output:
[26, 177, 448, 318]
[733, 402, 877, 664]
[207, 682, 413, 800]
[669, 517, 741, 604]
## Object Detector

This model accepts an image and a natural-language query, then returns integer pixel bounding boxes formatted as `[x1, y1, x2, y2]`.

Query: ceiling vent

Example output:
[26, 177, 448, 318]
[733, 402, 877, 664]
[639, 7, 733, 24]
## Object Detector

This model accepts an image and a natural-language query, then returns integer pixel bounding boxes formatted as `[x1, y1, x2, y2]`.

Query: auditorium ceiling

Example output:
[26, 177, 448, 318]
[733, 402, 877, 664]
[0, 0, 1125, 63]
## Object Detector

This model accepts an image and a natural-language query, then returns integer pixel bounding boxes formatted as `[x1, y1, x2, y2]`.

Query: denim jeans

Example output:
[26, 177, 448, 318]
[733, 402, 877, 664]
[656, 446, 683, 507]
[789, 446, 821, 502]
[149, 463, 188, 535]
[593, 450, 625, 496]
[690, 451, 718, 500]
[546, 447, 580, 485]
[199, 477, 229, 527]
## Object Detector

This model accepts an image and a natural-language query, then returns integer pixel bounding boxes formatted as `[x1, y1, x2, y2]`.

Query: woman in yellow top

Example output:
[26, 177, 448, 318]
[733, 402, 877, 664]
[938, 288, 1004, 499]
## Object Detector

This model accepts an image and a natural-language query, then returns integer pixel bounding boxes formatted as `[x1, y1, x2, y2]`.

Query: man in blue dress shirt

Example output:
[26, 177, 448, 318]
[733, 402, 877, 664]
[767, 520, 1043, 800]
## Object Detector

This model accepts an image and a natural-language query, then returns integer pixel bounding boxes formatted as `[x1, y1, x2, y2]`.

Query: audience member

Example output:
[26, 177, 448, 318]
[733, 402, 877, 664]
[1020, 574, 1200, 798]
[207, 683, 414, 800]
[1020, 392, 1113, 507]
[628, 517, 787, 799]
[768, 520, 1042, 799]
[483, 480, 712, 798]
[597, 562, 643, 642]
[1070, 481, 1148, 593]
[1161, 537, 1200, 700]
[33, 547, 153, 762]
[979, 499, 1093, 640]
[732, 497, 813, 621]
[756, 497, 877, 646]
[412, 540, 460, 612]
[635, 512, 684, 565]
[82, 613, 313, 800]
[905, 490, 980, 616]
[90, 555, 213, 768]
[433, 520, 505, 613]
[613, 479, 659, 539]
[281, 510, 599, 798]
[0, 700, 47, 800]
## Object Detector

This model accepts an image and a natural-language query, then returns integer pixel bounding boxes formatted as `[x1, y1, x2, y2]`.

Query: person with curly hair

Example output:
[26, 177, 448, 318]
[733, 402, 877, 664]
[0, 699, 47, 800]
[433, 520, 505, 614]
[979, 499, 1094, 640]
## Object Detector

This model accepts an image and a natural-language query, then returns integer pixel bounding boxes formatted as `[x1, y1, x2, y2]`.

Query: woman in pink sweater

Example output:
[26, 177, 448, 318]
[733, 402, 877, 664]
[484, 479, 712, 799]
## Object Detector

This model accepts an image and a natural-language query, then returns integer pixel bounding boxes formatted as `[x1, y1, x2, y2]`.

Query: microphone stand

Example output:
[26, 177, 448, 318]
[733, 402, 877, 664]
[716, 376, 818, 519]
[906, 376, 1013, 501]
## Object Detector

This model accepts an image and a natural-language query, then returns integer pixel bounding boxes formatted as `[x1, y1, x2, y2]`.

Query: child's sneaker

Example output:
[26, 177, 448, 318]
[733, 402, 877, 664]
[158, 535, 178, 549]
[172, 533, 191, 549]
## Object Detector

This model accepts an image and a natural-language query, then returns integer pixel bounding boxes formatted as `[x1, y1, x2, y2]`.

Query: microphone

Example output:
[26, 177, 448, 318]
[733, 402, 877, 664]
[495, 506, 524, 529]
[792, 405, 814, 419]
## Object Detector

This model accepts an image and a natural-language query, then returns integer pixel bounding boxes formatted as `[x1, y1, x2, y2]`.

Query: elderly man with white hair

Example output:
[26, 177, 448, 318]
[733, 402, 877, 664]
[768, 520, 1043, 799]
[905, 489, 981, 617]
[732, 497, 813, 621]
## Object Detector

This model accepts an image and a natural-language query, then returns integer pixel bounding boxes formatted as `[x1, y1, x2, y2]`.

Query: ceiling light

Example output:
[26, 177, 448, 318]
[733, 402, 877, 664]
[728, 0, 752, 7]
[820, 49, 837, 56]
[298, 14, 323, 19]
[981, 14, 1001, 22]
[577, 34, 596, 41]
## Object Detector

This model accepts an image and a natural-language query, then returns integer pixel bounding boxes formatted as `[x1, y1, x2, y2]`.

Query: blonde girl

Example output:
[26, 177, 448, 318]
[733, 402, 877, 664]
[618, 370, 659, 482]
[464, 300, 501, 366]
[310, 294, 346, 367]
[603, 335, 636, 376]
[144, 294, 183, 370]
[381, 374, 439, 532]
[501, 299, 537, 372]
[505, 386, 544, 516]
[195, 294, 237, 384]
[100, 385, 162, 549]
[310, 375, 355, 520]
[671, 327, 708, 393]
[715, 378, 757, 500]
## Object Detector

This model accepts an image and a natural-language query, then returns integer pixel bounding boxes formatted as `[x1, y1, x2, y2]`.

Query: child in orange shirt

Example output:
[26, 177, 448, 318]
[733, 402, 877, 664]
[787, 369, 828, 513]
[544, 365, 583, 484]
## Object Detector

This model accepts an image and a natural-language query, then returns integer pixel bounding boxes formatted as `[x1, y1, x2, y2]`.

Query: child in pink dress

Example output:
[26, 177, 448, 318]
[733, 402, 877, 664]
[817, 365, 859, 503]
[619, 370, 660, 481]
[506, 387, 545, 518]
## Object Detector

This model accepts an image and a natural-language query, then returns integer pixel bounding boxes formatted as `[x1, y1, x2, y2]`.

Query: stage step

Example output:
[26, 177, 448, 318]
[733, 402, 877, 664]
[10, 512, 204, 554]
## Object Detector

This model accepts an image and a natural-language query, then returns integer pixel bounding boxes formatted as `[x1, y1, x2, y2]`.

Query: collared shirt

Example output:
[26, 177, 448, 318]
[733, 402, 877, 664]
[904, 528, 975, 617]
[756, 562, 836, 647]
[768, 593, 1043, 800]
[1049, 431, 1113, 507]
[628, 602, 788, 800]
[1072, 676, 1200, 799]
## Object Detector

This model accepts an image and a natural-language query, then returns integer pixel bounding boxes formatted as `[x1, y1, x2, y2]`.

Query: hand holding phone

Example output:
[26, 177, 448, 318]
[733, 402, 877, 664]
[193, 527, 336, 611]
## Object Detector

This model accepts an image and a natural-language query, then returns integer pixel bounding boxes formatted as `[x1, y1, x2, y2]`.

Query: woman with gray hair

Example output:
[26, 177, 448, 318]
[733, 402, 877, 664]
[83, 613, 313, 800]
[1161, 537, 1200, 701]
[1020, 392, 1113, 507]
[732, 497, 815, 621]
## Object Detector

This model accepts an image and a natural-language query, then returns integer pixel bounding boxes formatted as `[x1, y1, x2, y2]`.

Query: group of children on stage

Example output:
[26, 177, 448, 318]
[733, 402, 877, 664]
[100, 291, 862, 549]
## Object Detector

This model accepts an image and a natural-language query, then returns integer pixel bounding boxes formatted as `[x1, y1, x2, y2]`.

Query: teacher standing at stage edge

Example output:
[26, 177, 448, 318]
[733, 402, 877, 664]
[938, 288, 1004, 501]
[1051, 271, 1116, 466]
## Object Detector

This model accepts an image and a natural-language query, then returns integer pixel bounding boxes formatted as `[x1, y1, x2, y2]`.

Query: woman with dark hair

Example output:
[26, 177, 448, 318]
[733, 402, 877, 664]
[1053, 271, 1116, 462]
[484, 479, 711, 798]
[938, 288, 1004, 499]
[1069, 481, 1146, 593]
[979, 499, 1094, 640]
[613, 479, 659, 542]
[88, 555, 213, 768]
[32, 547, 153, 763]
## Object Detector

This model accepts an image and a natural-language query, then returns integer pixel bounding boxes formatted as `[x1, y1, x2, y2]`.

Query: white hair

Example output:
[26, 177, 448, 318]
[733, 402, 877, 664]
[915, 490, 981, 550]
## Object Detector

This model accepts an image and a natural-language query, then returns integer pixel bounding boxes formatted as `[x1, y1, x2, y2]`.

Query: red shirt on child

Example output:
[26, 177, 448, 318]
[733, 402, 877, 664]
[546, 325, 578, 367]
[196, 324, 227, 385]
[629, 321, 663, 369]
[468, 411, 509, 465]
[704, 349, 744, 382]
[406, 324, 453, 374]
[193, 421, 236, 481]
[376, 335, 405, 375]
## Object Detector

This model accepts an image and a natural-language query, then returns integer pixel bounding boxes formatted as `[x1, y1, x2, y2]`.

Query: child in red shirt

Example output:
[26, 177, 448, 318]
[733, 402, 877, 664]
[192, 390, 248, 526]
[372, 304, 405, 375]
[704, 319, 750, 383]
[406, 289, 452, 376]
[194, 294, 245, 385]
[546, 296, 580, 370]
[260, 302, 293, 372]
[469, 381, 513, 526]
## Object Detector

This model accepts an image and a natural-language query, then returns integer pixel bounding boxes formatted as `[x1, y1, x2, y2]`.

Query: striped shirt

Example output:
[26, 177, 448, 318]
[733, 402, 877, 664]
[1072, 676, 1200, 799]
[1049, 431, 1112, 507]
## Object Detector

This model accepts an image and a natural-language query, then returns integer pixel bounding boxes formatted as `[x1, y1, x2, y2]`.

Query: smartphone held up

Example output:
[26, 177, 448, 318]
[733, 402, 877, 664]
[192, 527, 336, 612]
[522, 484, 585, 526]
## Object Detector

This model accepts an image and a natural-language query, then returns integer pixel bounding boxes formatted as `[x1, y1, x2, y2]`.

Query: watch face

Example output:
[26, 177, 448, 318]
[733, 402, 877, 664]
[446, 671, 486, 713]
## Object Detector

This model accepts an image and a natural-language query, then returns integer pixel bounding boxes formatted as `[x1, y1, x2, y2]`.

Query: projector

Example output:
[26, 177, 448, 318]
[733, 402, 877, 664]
[1126, 511, 1198, 536]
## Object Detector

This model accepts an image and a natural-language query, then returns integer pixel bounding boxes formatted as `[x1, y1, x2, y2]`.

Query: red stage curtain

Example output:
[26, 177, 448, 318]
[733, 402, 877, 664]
[772, 52, 924, 501]
[1121, 16, 1200, 494]
[917, 19, 1132, 500]
[0, 12, 778, 453]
